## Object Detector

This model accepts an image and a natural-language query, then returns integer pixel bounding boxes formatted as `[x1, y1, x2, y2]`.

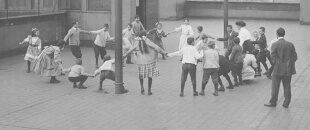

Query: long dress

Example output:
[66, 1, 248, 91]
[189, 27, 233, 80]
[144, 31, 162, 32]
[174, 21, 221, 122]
[33, 46, 62, 77]
[23, 36, 42, 62]
[175, 25, 194, 50]
[242, 54, 257, 80]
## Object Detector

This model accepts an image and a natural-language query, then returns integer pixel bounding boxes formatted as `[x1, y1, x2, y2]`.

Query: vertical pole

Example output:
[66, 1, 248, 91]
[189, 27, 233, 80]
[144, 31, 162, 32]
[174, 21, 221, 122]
[223, 0, 228, 48]
[114, 0, 125, 94]
[5, 0, 8, 19]
[38, 0, 40, 15]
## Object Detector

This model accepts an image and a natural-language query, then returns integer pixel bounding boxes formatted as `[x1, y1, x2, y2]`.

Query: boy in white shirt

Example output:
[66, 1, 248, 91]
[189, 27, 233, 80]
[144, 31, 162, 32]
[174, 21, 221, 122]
[63, 59, 94, 89]
[168, 37, 203, 97]
[90, 24, 115, 68]
[94, 55, 115, 91]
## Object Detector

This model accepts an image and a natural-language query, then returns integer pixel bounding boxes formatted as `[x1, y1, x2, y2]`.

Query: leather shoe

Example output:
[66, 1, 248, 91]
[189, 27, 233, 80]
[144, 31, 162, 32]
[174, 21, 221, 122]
[282, 104, 289, 108]
[264, 103, 276, 107]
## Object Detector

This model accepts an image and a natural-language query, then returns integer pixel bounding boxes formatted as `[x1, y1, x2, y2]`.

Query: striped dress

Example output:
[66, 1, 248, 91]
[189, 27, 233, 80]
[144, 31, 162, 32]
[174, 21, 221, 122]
[33, 46, 63, 77]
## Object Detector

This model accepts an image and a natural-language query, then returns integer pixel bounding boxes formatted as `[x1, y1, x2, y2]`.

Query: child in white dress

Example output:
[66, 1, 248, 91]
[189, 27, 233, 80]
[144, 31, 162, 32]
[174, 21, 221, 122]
[19, 28, 42, 73]
[171, 18, 194, 50]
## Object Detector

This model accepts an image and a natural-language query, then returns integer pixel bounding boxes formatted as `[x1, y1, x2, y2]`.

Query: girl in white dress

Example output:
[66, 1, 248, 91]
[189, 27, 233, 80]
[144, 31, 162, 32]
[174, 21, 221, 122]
[171, 18, 194, 50]
[19, 28, 42, 73]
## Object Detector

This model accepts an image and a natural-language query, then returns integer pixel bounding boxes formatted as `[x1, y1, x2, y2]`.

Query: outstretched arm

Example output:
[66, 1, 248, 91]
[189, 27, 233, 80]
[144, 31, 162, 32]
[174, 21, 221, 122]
[123, 42, 139, 59]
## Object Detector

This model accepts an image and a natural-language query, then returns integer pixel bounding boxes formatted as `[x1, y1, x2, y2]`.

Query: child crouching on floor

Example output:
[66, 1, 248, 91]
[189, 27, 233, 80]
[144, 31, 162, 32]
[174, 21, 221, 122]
[94, 55, 115, 91]
[93, 55, 128, 93]
[63, 59, 94, 89]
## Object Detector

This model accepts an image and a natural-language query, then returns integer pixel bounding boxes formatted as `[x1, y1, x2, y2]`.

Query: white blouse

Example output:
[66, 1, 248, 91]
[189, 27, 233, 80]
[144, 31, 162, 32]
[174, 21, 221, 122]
[238, 27, 252, 47]
[175, 25, 194, 36]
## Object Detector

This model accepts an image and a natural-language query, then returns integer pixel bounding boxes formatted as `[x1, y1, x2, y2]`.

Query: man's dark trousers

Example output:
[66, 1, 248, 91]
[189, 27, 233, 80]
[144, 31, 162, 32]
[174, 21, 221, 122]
[270, 75, 292, 106]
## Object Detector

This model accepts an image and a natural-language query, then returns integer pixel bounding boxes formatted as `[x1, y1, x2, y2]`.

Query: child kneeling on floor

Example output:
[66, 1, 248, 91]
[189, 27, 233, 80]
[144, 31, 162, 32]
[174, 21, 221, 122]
[63, 59, 94, 89]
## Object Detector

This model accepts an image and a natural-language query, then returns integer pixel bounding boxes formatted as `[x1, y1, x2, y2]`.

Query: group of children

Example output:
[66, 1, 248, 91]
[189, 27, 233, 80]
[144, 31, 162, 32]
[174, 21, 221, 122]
[18, 16, 273, 96]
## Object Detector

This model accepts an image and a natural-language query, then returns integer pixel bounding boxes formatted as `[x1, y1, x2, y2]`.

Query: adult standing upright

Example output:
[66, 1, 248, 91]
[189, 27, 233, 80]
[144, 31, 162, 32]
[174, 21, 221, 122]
[64, 22, 90, 59]
[217, 25, 239, 59]
[264, 28, 298, 108]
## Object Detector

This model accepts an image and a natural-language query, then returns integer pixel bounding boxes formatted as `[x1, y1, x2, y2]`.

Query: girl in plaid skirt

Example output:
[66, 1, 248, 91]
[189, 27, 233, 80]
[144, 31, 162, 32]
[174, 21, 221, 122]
[123, 31, 166, 95]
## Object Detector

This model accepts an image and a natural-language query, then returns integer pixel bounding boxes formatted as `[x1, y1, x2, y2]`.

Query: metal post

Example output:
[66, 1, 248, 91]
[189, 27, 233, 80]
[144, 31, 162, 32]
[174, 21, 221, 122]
[114, 0, 125, 94]
[5, 0, 8, 19]
[223, 0, 228, 48]
[38, 0, 40, 15]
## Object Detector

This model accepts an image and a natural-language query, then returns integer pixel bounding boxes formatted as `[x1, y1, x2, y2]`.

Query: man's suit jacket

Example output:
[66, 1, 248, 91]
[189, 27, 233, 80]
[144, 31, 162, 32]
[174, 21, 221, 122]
[271, 38, 297, 76]
[253, 34, 267, 49]
[218, 31, 238, 58]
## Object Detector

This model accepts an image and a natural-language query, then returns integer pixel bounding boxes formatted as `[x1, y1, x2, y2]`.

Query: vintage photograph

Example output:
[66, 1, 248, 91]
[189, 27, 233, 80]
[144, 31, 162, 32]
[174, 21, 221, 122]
[0, 0, 308, 129]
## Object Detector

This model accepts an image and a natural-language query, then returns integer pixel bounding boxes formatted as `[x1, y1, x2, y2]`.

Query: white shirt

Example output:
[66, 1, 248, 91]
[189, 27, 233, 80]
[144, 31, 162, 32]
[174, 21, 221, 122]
[94, 59, 115, 76]
[99, 59, 115, 71]
[202, 48, 219, 69]
[267, 38, 280, 51]
[122, 28, 134, 39]
[91, 28, 111, 47]
[23, 36, 41, 50]
[168, 44, 203, 65]
[66, 65, 90, 77]
[238, 27, 252, 47]
[175, 25, 194, 36]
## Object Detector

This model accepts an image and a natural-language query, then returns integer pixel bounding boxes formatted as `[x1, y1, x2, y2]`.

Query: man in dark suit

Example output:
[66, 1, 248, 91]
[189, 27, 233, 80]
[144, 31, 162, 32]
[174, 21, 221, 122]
[217, 25, 239, 59]
[264, 28, 298, 108]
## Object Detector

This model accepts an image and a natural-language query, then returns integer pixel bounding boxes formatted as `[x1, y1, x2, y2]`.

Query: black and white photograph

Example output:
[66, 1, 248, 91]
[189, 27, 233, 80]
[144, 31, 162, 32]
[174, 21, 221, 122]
[0, 0, 308, 129]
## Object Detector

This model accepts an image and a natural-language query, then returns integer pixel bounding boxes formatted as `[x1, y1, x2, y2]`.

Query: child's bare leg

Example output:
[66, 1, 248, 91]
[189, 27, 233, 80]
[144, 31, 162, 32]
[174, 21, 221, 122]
[99, 73, 105, 90]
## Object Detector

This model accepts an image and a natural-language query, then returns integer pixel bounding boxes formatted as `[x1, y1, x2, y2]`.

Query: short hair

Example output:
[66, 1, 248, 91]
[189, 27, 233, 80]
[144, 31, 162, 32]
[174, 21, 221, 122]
[184, 17, 189, 22]
[104, 24, 109, 28]
[128, 23, 133, 28]
[135, 15, 140, 19]
[197, 26, 203, 32]
[233, 37, 240, 44]
[76, 59, 82, 65]
[187, 37, 195, 45]
[55, 39, 65, 47]
[155, 22, 162, 27]
[201, 34, 208, 40]
[104, 55, 111, 61]
[227, 25, 233, 29]
[235, 21, 246, 27]
[259, 27, 265, 32]
[208, 41, 216, 49]
[277, 27, 285, 37]
[139, 30, 147, 37]
[72, 21, 78, 26]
